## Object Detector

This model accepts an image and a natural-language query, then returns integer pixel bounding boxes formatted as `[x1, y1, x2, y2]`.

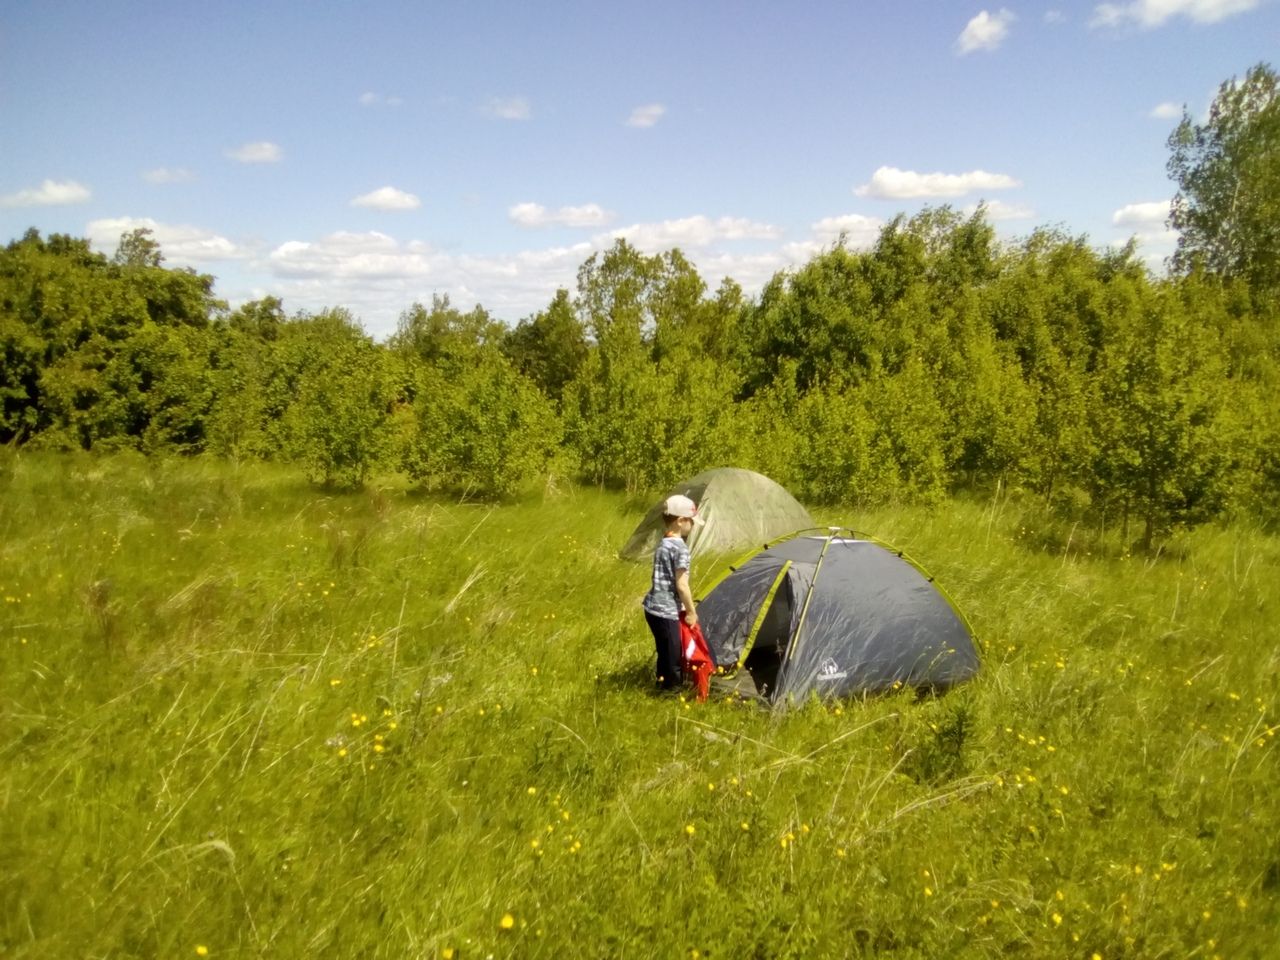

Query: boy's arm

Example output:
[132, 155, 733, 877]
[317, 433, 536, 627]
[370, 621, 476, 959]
[675, 569, 698, 627]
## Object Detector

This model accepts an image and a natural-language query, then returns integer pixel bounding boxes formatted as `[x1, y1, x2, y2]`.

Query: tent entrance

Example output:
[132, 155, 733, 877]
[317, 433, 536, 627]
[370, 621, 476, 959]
[741, 572, 795, 699]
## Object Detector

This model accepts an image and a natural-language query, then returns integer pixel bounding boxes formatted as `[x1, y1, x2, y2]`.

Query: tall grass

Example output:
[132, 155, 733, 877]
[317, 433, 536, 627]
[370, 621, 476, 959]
[1, 452, 1276, 958]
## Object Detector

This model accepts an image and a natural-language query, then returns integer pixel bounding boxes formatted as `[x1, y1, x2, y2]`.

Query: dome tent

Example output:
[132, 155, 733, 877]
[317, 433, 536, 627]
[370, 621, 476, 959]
[697, 529, 979, 704]
[619, 468, 815, 562]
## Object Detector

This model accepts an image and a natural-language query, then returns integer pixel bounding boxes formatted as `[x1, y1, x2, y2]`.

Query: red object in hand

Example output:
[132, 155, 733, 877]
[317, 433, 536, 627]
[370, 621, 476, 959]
[679, 613, 713, 702]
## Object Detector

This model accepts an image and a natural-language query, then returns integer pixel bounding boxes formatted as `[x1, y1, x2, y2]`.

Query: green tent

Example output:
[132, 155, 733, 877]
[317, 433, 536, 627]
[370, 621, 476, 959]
[619, 468, 815, 561]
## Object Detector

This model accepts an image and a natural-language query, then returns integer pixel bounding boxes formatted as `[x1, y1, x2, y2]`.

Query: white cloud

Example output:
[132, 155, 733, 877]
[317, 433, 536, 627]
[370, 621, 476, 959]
[86, 216, 247, 265]
[964, 199, 1036, 221]
[1091, 0, 1259, 27]
[855, 165, 1021, 199]
[810, 213, 884, 248]
[0, 179, 92, 207]
[1044, 9, 1067, 22]
[484, 97, 531, 120]
[626, 104, 667, 128]
[607, 215, 784, 250]
[1112, 200, 1171, 228]
[260, 229, 598, 334]
[1149, 101, 1183, 119]
[359, 92, 403, 107]
[351, 186, 422, 211]
[956, 9, 1015, 54]
[225, 141, 283, 164]
[268, 231, 431, 279]
[143, 167, 195, 184]
[255, 216, 802, 336]
[1110, 201, 1178, 270]
[689, 249, 803, 293]
[509, 202, 613, 228]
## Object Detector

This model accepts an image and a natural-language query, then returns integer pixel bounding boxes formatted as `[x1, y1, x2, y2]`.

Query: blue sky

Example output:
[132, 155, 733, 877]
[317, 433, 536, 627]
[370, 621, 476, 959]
[2, 0, 1276, 337]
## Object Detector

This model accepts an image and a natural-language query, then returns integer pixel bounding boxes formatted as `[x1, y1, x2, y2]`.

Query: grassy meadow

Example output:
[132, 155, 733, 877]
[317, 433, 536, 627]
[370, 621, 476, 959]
[1, 452, 1277, 959]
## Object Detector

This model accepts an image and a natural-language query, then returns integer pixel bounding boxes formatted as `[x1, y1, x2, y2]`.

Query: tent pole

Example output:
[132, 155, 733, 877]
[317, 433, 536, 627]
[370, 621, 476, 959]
[774, 530, 840, 703]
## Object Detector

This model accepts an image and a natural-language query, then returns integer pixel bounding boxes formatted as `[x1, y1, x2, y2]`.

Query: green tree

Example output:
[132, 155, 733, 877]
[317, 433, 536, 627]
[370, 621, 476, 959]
[574, 239, 655, 356]
[1168, 62, 1280, 299]
[113, 227, 164, 268]
[737, 243, 877, 396]
[228, 296, 285, 341]
[564, 239, 736, 490]
[278, 310, 391, 487]
[401, 347, 560, 499]
[944, 323, 1038, 489]
[1, 231, 116, 442]
[389, 295, 504, 366]
[1089, 281, 1234, 549]
[793, 377, 900, 505]
[865, 357, 951, 503]
[500, 288, 587, 405]
[3, 228, 222, 450]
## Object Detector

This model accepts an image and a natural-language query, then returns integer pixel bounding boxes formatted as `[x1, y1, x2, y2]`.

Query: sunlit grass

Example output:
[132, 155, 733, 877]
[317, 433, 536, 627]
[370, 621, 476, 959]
[1, 452, 1276, 958]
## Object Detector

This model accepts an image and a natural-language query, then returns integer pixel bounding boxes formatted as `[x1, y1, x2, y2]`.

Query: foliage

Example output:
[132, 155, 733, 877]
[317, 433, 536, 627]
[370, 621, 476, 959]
[112, 226, 164, 268]
[388, 294, 505, 366]
[1088, 279, 1235, 549]
[790, 376, 899, 505]
[500, 288, 588, 405]
[562, 240, 738, 491]
[401, 346, 561, 499]
[277, 309, 393, 488]
[1168, 62, 1280, 301]
[0, 228, 221, 450]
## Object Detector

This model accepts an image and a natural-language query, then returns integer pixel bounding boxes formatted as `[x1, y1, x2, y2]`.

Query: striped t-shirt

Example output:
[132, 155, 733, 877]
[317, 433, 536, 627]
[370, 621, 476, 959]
[642, 535, 691, 620]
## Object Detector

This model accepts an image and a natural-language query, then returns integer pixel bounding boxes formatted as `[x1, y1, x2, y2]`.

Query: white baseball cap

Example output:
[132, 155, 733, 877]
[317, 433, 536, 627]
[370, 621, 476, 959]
[664, 494, 705, 525]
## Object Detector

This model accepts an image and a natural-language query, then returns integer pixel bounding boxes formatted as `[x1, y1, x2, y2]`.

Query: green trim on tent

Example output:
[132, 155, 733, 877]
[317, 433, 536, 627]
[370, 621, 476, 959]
[695, 527, 820, 602]
[737, 560, 793, 670]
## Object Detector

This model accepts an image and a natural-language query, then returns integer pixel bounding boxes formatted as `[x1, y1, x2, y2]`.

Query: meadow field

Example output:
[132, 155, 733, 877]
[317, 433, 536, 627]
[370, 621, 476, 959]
[1, 452, 1276, 959]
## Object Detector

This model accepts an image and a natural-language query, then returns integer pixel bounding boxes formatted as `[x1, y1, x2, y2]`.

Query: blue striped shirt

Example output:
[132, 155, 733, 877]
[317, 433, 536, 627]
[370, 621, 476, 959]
[642, 536, 690, 619]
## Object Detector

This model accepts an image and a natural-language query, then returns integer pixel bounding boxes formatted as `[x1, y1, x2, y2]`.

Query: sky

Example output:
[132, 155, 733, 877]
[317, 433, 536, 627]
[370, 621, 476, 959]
[2, 0, 1276, 339]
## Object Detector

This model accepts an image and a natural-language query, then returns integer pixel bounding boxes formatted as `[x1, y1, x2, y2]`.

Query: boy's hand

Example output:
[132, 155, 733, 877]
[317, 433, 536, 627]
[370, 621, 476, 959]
[685, 609, 699, 628]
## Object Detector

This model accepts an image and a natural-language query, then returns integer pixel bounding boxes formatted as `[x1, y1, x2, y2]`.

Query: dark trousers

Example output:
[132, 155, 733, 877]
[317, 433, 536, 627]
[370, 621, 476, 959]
[645, 610, 683, 689]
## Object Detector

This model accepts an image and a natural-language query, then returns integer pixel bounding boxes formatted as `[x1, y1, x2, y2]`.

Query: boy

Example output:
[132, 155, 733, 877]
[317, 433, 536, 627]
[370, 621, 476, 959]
[641, 494, 703, 691]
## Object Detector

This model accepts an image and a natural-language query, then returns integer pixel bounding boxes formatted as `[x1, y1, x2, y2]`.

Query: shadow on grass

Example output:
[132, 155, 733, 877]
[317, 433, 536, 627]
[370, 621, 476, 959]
[594, 658, 684, 699]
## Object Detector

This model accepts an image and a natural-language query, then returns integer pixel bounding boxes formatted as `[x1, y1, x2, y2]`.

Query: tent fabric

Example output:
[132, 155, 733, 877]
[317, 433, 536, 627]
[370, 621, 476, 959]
[697, 531, 980, 704]
[619, 468, 815, 562]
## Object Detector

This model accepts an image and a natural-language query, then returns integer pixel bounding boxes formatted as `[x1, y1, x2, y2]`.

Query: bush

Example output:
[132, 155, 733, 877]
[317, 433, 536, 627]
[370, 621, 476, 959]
[401, 349, 560, 499]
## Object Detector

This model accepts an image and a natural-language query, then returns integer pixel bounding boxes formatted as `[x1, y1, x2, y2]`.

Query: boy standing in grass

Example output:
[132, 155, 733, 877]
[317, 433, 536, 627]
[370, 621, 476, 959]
[642, 494, 703, 691]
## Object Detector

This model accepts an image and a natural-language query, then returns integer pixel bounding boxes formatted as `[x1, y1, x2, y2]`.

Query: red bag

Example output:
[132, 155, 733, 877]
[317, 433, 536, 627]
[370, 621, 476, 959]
[679, 613, 713, 702]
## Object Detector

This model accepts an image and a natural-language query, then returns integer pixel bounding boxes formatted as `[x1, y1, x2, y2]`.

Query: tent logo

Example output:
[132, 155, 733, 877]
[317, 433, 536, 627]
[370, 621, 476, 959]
[818, 657, 847, 681]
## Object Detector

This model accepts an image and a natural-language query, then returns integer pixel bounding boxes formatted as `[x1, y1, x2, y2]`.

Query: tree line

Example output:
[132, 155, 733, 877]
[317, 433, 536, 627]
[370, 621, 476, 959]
[1, 64, 1276, 548]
